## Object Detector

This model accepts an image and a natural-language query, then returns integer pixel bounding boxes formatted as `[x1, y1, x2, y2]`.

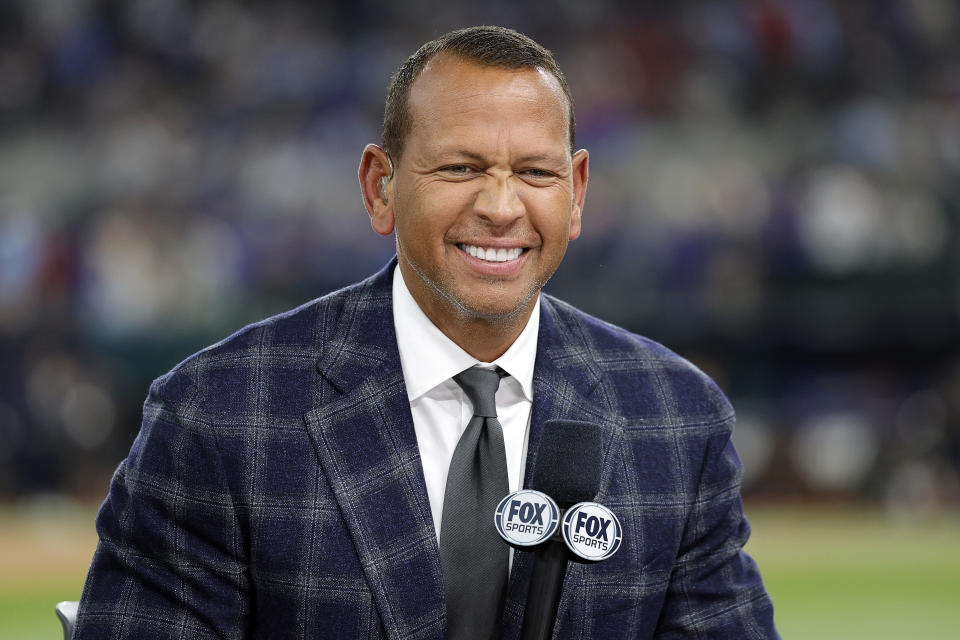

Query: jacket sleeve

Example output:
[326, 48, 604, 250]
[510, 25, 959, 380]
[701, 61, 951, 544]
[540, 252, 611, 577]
[654, 416, 779, 639]
[74, 377, 249, 639]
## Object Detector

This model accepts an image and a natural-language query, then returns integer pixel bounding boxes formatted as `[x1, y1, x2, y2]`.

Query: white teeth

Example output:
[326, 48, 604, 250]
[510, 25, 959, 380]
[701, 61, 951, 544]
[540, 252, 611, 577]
[461, 244, 522, 262]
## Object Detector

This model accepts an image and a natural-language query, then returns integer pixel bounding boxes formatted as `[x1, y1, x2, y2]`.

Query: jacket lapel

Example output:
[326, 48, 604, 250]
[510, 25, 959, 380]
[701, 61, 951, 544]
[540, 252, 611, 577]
[501, 295, 623, 639]
[303, 262, 446, 640]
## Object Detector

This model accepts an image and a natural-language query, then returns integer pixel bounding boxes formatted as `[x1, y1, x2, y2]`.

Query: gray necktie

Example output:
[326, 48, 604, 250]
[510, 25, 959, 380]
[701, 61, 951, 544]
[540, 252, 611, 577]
[441, 366, 510, 640]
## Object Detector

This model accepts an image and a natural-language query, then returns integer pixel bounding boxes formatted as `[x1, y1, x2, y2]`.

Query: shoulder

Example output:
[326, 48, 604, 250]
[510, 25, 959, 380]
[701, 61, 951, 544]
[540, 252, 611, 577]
[541, 294, 733, 426]
[148, 271, 382, 412]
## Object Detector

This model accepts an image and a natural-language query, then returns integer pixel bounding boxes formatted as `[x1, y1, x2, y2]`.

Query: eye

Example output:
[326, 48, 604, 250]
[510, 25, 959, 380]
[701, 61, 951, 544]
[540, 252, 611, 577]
[518, 168, 558, 183]
[438, 164, 478, 178]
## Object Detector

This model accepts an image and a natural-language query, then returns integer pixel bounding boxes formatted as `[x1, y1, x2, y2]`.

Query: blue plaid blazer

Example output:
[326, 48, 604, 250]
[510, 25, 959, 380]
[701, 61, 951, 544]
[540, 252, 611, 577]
[75, 260, 777, 639]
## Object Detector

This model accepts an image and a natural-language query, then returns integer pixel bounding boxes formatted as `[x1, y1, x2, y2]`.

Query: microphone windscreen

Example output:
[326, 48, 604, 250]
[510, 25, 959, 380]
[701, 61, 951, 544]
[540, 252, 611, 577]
[531, 419, 604, 506]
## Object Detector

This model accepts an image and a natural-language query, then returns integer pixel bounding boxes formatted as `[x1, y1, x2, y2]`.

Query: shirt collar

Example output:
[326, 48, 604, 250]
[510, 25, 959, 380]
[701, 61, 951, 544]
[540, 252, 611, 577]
[392, 265, 538, 402]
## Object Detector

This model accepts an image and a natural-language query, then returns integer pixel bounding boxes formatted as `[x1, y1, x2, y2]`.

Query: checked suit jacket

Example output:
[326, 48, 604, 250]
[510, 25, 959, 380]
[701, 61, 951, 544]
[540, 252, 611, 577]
[75, 260, 778, 639]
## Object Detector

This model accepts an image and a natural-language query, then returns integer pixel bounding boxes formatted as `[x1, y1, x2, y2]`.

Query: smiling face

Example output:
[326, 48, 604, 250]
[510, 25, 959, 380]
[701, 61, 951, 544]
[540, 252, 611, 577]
[361, 55, 588, 352]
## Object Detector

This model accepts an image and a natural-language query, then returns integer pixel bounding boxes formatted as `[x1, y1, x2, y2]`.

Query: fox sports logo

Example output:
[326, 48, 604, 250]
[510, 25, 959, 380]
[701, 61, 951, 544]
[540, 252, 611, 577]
[561, 501, 623, 561]
[494, 490, 560, 546]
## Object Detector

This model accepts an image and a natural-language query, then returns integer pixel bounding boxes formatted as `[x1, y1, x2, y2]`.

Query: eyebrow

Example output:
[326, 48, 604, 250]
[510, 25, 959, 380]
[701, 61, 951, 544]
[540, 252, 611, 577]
[515, 154, 562, 164]
[441, 150, 565, 165]
[445, 150, 485, 163]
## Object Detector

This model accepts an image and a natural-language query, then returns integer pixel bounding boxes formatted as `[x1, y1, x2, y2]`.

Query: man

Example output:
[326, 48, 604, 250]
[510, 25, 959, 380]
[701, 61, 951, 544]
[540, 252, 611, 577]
[75, 26, 778, 639]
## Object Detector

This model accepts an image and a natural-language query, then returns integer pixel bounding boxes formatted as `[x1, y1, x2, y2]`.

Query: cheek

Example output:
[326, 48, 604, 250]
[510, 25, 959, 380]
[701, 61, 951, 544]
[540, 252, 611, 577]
[431, 182, 478, 212]
[405, 185, 476, 230]
[393, 190, 462, 250]
[525, 192, 573, 241]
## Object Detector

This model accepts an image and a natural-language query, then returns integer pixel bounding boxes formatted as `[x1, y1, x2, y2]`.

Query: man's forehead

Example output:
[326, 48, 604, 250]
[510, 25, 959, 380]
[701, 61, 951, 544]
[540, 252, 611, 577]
[404, 54, 570, 145]
[411, 54, 566, 102]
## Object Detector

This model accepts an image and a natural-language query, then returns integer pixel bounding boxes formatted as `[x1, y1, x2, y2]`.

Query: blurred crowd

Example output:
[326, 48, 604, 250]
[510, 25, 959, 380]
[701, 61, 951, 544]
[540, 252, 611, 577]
[1, 0, 959, 517]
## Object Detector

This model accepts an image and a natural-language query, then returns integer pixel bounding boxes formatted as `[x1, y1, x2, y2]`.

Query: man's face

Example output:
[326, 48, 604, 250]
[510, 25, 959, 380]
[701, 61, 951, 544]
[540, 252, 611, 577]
[383, 55, 588, 332]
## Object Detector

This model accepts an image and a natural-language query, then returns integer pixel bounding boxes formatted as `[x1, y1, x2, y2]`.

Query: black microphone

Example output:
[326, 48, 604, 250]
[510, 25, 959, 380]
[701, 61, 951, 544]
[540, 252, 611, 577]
[520, 419, 604, 640]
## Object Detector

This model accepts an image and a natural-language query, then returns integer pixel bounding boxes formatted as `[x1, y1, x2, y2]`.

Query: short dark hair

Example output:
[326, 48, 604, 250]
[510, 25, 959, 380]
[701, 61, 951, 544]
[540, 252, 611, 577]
[382, 26, 575, 161]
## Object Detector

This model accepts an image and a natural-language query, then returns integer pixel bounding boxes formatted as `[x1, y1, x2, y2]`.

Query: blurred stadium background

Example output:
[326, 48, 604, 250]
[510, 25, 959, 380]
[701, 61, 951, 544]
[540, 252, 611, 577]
[1, 0, 959, 637]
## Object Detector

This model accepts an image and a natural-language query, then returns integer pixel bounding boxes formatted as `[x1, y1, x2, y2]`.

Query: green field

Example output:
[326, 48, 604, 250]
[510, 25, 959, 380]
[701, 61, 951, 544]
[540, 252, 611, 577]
[744, 505, 960, 638]
[0, 500, 98, 640]
[2, 501, 958, 639]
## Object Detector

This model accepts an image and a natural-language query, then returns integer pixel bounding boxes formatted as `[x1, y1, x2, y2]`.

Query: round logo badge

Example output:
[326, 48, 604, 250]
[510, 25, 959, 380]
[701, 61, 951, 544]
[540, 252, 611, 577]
[560, 501, 623, 561]
[494, 490, 560, 546]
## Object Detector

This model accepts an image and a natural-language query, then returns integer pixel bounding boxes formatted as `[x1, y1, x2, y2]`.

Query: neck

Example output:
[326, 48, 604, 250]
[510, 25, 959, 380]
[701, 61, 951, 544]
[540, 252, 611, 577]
[398, 264, 535, 362]
[438, 313, 530, 363]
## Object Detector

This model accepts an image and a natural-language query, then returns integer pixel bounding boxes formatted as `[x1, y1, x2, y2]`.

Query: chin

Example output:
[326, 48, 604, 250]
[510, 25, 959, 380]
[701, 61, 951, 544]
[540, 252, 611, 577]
[453, 291, 538, 323]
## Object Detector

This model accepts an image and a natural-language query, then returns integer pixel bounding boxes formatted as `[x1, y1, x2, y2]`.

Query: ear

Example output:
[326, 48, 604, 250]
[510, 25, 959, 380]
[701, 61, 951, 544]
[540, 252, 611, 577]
[358, 144, 395, 236]
[568, 149, 589, 241]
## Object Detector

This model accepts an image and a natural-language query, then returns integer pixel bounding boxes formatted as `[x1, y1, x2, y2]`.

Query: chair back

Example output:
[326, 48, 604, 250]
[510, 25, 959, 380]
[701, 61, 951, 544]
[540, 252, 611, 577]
[55, 601, 79, 640]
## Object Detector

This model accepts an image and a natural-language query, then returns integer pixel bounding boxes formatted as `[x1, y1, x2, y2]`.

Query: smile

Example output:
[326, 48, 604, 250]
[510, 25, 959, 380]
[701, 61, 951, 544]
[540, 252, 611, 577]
[459, 244, 524, 262]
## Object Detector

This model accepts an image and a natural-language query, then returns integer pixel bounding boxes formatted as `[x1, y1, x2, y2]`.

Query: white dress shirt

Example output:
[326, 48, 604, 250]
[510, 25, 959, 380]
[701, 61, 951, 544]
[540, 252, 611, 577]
[392, 266, 539, 540]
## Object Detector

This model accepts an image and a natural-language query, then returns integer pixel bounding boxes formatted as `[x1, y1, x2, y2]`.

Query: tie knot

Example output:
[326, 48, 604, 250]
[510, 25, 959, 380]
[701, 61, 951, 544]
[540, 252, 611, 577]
[453, 366, 503, 418]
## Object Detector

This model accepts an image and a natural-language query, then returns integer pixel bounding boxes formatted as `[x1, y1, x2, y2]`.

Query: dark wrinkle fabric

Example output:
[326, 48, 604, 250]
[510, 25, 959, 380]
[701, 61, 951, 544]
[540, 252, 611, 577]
[74, 258, 779, 639]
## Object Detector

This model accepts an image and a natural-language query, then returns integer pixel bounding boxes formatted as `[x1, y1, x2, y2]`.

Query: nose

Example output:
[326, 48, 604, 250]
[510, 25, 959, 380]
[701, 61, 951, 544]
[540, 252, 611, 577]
[473, 173, 525, 226]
